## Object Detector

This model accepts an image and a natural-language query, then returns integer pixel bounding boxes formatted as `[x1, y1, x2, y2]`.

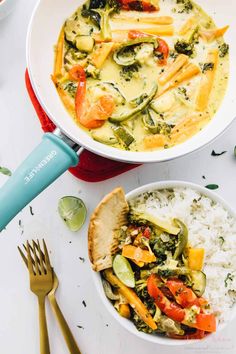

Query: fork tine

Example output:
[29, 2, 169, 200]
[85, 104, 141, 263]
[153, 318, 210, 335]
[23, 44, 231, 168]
[32, 241, 40, 275]
[18, 246, 28, 267]
[26, 241, 35, 275]
[32, 240, 45, 262]
[43, 239, 52, 272]
[37, 239, 46, 274]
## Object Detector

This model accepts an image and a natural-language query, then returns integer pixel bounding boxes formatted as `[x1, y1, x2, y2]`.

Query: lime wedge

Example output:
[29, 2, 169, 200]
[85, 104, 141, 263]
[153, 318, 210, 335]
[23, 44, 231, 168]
[113, 255, 135, 288]
[58, 196, 87, 232]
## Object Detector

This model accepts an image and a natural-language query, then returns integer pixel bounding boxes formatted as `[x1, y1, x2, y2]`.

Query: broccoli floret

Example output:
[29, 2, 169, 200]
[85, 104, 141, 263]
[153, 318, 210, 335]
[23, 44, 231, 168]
[176, 0, 193, 13]
[82, 0, 120, 40]
[219, 43, 229, 58]
[120, 64, 140, 82]
[200, 62, 214, 73]
[63, 82, 77, 98]
[174, 40, 194, 56]
[132, 313, 155, 333]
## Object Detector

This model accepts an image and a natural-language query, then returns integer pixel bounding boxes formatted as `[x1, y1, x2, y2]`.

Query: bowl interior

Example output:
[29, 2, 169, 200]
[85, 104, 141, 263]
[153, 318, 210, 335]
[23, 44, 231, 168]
[27, 0, 236, 163]
[92, 181, 236, 346]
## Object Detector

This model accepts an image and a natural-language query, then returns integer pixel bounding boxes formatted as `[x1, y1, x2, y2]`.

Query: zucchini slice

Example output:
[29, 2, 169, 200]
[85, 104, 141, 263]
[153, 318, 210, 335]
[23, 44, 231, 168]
[143, 110, 160, 134]
[91, 131, 118, 145]
[109, 84, 158, 123]
[190, 270, 206, 297]
[113, 38, 157, 66]
[173, 219, 188, 259]
[113, 126, 134, 147]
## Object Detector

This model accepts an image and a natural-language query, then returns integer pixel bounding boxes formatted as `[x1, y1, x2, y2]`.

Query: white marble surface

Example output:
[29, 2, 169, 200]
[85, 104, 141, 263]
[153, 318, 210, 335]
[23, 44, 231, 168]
[0, 1, 236, 353]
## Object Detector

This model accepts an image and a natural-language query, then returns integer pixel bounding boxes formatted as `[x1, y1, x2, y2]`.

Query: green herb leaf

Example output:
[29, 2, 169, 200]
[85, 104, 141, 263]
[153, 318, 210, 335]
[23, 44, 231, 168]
[205, 184, 219, 190]
[0, 166, 12, 176]
[234, 146, 236, 157]
[224, 273, 234, 288]
[211, 150, 227, 156]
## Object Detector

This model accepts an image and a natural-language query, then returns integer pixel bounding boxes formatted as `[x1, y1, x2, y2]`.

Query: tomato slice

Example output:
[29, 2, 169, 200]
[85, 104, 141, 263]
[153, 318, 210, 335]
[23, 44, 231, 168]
[147, 275, 185, 322]
[166, 279, 197, 308]
[169, 329, 206, 340]
[119, 0, 159, 12]
[69, 65, 115, 129]
[143, 227, 151, 239]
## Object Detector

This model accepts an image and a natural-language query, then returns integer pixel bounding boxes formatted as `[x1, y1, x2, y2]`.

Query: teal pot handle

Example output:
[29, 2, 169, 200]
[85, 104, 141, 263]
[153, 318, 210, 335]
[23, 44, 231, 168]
[0, 132, 79, 231]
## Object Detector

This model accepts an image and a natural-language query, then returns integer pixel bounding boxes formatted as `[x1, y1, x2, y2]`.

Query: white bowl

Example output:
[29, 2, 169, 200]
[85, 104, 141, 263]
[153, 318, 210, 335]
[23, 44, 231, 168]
[0, 0, 17, 20]
[92, 181, 236, 346]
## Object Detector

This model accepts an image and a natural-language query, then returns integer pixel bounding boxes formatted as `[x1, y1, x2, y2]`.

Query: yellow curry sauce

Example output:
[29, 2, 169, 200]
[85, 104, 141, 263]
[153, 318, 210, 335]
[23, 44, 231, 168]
[53, 0, 229, 152]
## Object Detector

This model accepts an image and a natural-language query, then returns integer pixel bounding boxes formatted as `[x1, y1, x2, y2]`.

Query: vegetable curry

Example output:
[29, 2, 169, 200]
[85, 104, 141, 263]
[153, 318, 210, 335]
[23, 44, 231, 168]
[53, 0, 229, 152]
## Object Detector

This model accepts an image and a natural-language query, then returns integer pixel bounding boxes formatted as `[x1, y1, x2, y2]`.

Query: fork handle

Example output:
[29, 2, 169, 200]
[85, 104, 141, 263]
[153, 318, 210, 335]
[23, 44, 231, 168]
[48, 294, 82, 354]
[38, 295, 50, 354]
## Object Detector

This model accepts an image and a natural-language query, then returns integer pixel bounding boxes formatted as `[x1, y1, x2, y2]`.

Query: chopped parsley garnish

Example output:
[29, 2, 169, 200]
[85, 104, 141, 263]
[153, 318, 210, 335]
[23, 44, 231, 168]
[201, 62, 214, 73]
[64, 82, 77, 98]
[224, 273, 234, 288]
[174, 40, 194, 57]
[0, 166, 12, 176]
[211, 150, 227, 156]
[219, 236, 225, 246]
[120, 63, 140, 82]
[219, 43, 229, 58]
[176, 0, 193, 13]
[205, 184, 219, 190]
[178, 87, 190, 100]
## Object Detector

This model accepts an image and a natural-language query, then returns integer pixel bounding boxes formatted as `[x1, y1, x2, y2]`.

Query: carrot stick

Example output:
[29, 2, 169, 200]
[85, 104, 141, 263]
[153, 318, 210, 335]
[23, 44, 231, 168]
[104, 269, 157, 330]
[158, 54, 189, 85]
[196, 49, 219, 111]
[159, 63, 201, 96]
[178, 16, 197, 35]
[54, 26, 65, 78]
[113, 15, 173, 25]
[199, 25, 229, 42]
[91, 42, 114, 68]
[122, 245, 156, 263]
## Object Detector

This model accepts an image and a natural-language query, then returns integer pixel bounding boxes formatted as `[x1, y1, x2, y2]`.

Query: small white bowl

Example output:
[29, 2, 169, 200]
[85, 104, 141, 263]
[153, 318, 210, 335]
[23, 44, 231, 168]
[92, 181, 236, 346]
[0, 0, 17, 20]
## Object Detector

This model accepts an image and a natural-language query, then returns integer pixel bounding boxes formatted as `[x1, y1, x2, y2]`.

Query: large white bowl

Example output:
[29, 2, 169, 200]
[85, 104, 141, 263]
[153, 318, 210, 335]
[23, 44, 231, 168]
[27, 0, 236, 164]
[92, 181, 236, 346]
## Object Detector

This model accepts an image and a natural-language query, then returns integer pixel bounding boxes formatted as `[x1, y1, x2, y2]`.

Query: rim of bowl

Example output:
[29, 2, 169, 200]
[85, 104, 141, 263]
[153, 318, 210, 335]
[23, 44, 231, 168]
[91, 180, 236, 346]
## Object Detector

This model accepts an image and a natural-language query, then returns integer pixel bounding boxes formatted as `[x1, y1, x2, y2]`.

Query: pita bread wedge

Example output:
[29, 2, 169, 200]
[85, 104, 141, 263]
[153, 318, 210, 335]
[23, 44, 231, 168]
[88, 187, 129, 271]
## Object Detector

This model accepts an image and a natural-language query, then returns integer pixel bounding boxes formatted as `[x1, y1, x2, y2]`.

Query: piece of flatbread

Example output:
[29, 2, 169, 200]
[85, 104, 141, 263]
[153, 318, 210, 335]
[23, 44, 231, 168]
[88, 187, 129, 272]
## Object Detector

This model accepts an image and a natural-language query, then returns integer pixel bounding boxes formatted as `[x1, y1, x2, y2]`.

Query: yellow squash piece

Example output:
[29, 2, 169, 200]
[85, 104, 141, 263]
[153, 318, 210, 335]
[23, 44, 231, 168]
[122, 245, 156, 263]
[51, 76, 75, 116]
[188, 248, 205, 271]
[104, 269, 157, 330]
[159, 54, 189, 85]
[178, 16, 197, 35]
[196, 49, 219, 111]
[91, 42, 115, 68]
[54, 27, 65, 78]
[171, 113, 209, 144]
[113, 15, 173, 25]
[199, 25, 229, 42]
[144, 134, 168, 149]
[118, 304, 131, 319]
[134, 25, 174, 36]
[159, 63, 201, 97]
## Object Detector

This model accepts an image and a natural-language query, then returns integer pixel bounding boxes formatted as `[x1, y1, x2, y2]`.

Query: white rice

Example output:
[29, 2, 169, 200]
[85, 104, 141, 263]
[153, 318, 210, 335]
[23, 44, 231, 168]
[130, 187, 236, 323]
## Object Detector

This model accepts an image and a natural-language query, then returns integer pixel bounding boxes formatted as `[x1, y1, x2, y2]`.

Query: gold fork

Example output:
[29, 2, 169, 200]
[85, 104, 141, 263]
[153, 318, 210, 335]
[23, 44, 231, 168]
[18, 241, 82, 354]
[19, 240, 53, 354]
